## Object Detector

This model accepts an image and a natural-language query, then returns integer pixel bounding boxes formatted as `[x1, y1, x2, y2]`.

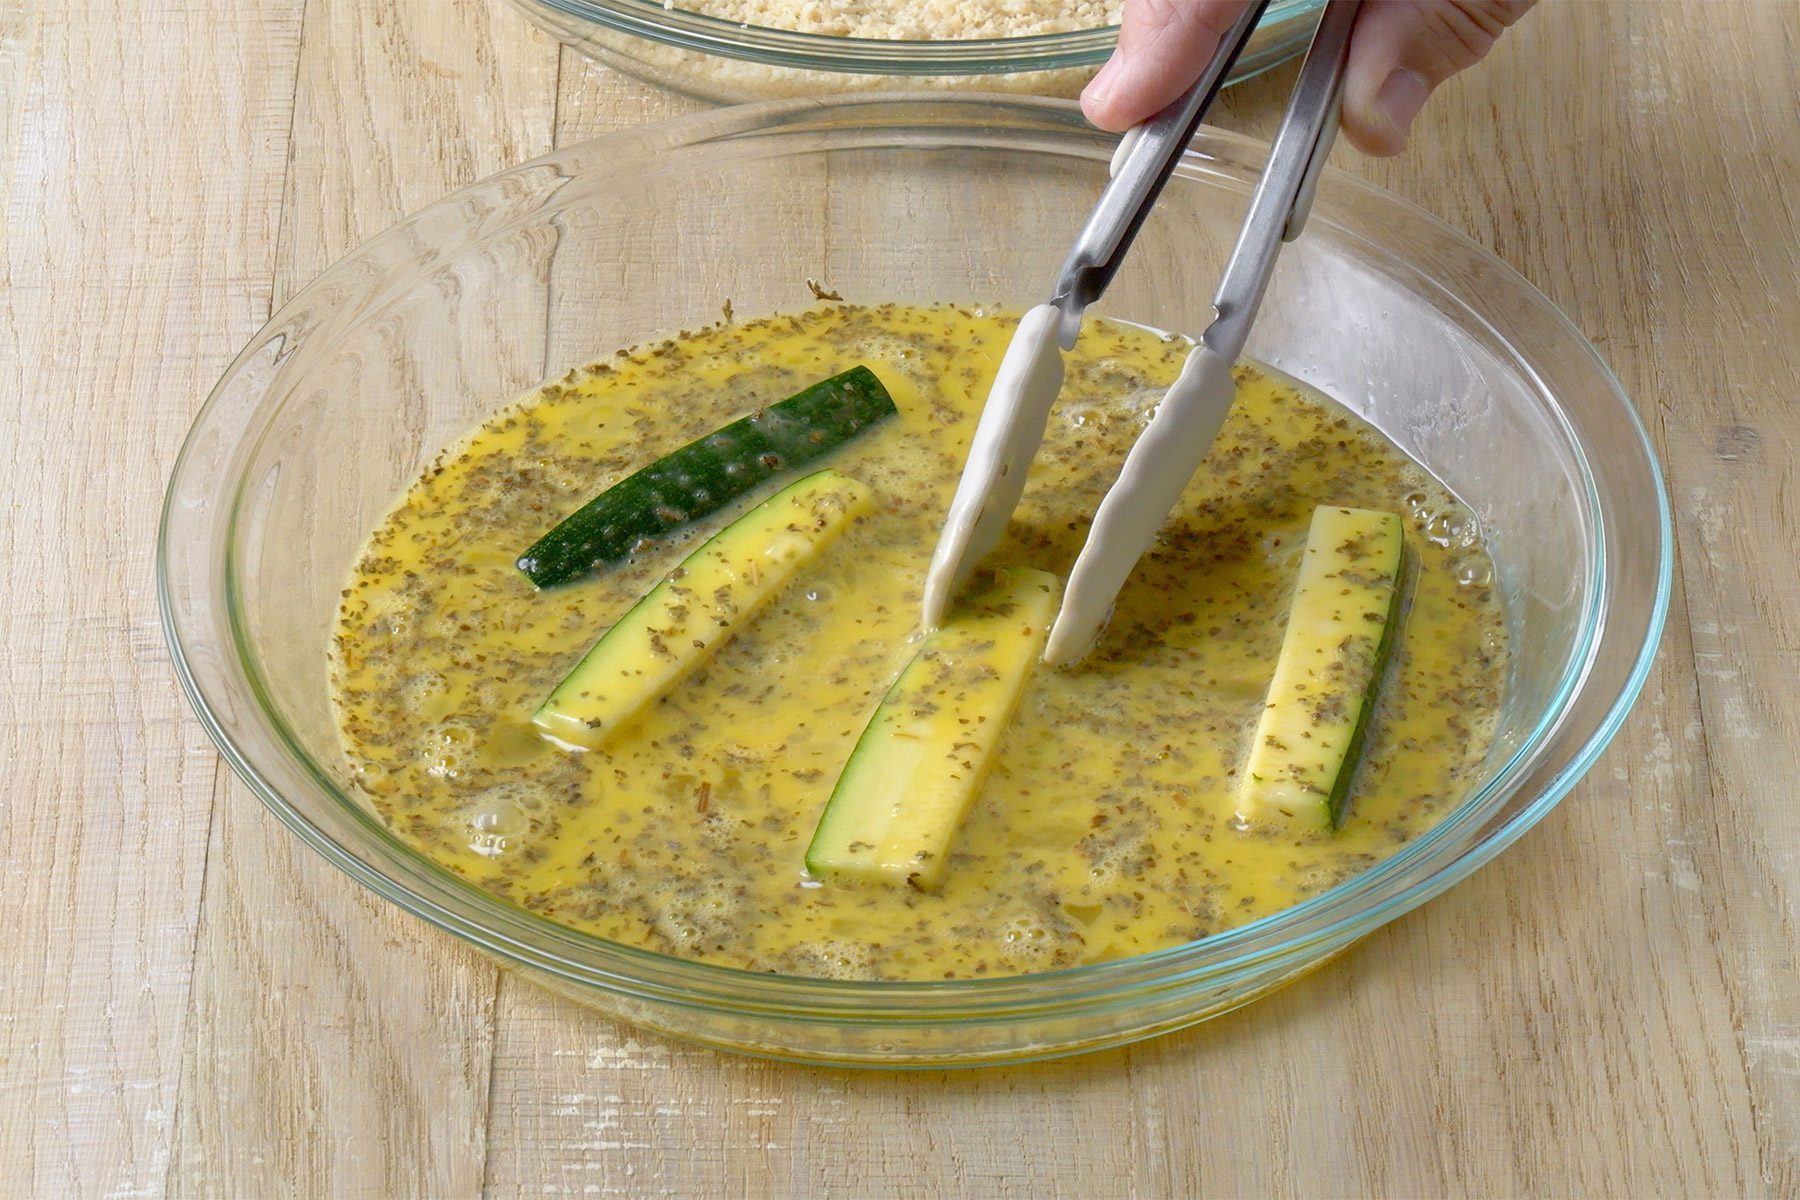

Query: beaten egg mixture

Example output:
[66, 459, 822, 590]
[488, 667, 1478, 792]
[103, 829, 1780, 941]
[330, 302, 1506, 980]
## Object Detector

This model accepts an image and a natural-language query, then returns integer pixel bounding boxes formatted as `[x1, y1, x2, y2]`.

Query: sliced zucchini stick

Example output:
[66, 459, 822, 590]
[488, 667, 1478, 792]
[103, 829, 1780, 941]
[533, 469, 874, 751]
[518, 365, 895, 588]
[806, 567, 1060, 890]
[1236, 505, 1407, 830]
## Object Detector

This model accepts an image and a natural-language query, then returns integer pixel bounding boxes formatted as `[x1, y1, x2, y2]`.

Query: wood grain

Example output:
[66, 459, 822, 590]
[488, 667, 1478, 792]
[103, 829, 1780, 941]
[168, 2, 558, 1195]
[3, 0, 1796, 1195]
[0, 2, 303, 1195]
[1623, 6, 1799, 1190]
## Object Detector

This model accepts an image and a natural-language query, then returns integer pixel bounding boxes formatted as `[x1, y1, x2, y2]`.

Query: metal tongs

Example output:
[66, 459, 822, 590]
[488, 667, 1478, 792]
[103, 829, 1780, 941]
[922, 0, 1362, 664]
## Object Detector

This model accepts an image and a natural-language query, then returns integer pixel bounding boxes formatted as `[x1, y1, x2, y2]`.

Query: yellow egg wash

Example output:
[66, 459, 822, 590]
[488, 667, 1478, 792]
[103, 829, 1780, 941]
[330, 302, 1507, 980]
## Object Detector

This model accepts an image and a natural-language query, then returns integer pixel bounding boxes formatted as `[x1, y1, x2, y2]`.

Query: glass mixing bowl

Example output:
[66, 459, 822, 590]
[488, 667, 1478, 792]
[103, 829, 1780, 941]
[507, 0, 1325, 101]
[160, 95, 1668, 1067]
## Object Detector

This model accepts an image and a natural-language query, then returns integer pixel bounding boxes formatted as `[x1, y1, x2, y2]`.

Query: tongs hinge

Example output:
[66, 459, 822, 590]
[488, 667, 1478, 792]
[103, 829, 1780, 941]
[1048, 0, 1273, 339]
[1205, 0, 1360, 357]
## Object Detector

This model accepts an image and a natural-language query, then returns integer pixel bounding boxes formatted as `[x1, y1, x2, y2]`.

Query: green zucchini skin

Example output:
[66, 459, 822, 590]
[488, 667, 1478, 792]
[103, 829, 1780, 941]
[1322, 543, 1409, 826]
[517, 365, 896, 588]
[1235, 505, 1409, 831]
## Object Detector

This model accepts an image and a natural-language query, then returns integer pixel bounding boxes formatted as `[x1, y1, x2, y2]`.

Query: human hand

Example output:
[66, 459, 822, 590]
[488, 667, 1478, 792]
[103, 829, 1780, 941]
[1081, 0, 1536, 156]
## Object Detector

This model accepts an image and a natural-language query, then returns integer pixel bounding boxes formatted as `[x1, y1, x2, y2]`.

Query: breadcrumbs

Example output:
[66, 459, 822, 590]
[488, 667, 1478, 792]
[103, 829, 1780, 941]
[672, 0, 1123, 40]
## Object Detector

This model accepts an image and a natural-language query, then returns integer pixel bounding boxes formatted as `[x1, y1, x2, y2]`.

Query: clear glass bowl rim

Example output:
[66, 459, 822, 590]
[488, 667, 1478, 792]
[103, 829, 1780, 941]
[159, 92, 1671, 1021]
[513, 0, 1324, 73]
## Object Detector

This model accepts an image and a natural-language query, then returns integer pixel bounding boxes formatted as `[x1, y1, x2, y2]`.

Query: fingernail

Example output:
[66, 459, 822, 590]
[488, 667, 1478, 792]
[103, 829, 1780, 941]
[1375, 69, 1431, 139]
[1083, 54, 1124, 110]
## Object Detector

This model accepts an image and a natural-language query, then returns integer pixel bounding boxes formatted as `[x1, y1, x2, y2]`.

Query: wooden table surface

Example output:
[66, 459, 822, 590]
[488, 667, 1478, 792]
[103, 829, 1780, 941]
[4, 0, 1796, 1194]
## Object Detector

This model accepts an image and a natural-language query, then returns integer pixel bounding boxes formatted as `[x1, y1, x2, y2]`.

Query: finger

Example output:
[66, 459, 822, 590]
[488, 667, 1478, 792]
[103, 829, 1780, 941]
[1082, 0, 1258, 131]
[1340, 0, 1536, 156]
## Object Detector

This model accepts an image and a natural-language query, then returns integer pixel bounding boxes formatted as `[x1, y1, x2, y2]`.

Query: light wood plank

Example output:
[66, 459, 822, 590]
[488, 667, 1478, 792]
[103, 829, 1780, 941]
[167, 2, 560, 1196]
[1623, 2, 1800, 1190]
[0, 2, 303, 1197]
[0, 0, 43, 224]
[550, 46, 706, 143]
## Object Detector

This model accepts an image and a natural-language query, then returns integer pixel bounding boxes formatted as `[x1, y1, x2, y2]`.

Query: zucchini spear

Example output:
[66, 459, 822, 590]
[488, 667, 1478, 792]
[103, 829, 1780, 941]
[534, 470, 874, 751]
[806, 567, 1059, 889]
[517, 365, 895, 588]
[1236, 505, 1407, 830]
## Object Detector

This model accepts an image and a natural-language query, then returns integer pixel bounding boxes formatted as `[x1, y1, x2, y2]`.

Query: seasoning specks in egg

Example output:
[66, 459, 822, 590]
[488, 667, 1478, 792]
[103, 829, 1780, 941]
[329, 302, 1506, 980]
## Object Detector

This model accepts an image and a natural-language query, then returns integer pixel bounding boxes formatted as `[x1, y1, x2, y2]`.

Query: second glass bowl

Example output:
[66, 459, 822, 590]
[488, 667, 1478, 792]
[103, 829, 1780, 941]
[508, 0, 1327, 100]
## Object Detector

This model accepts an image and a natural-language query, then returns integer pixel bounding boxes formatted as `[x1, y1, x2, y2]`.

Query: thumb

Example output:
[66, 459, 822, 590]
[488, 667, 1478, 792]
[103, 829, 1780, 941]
[1082, 0, 1257, 131]
[1341, 0, 1536, 156]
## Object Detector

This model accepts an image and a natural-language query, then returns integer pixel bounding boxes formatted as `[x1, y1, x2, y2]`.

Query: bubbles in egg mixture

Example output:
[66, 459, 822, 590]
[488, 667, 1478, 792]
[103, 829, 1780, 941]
[1453, 554, 1495, 589]
[1422, 507, 1482, 550]
[464, 783, 531, 858]
[997, 913, 1053, 965]
[1481, 622, 1508, 661]
[650, 882, 746, 951]
[1407, 492, 1493, 586]
[1288, 858, 1371, 899]
[993, 907, 1083, 969]
[780, 938, 876, 981]
[1063, 383, 1164, 432]
[1130, 391, 1163, 428]
[423, 718, 478, 780]
[1063, 400, 1102, 428]
[401, 669, 451, 716]
[351, 759, 395, 797]
[842, 333, 937, 395]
